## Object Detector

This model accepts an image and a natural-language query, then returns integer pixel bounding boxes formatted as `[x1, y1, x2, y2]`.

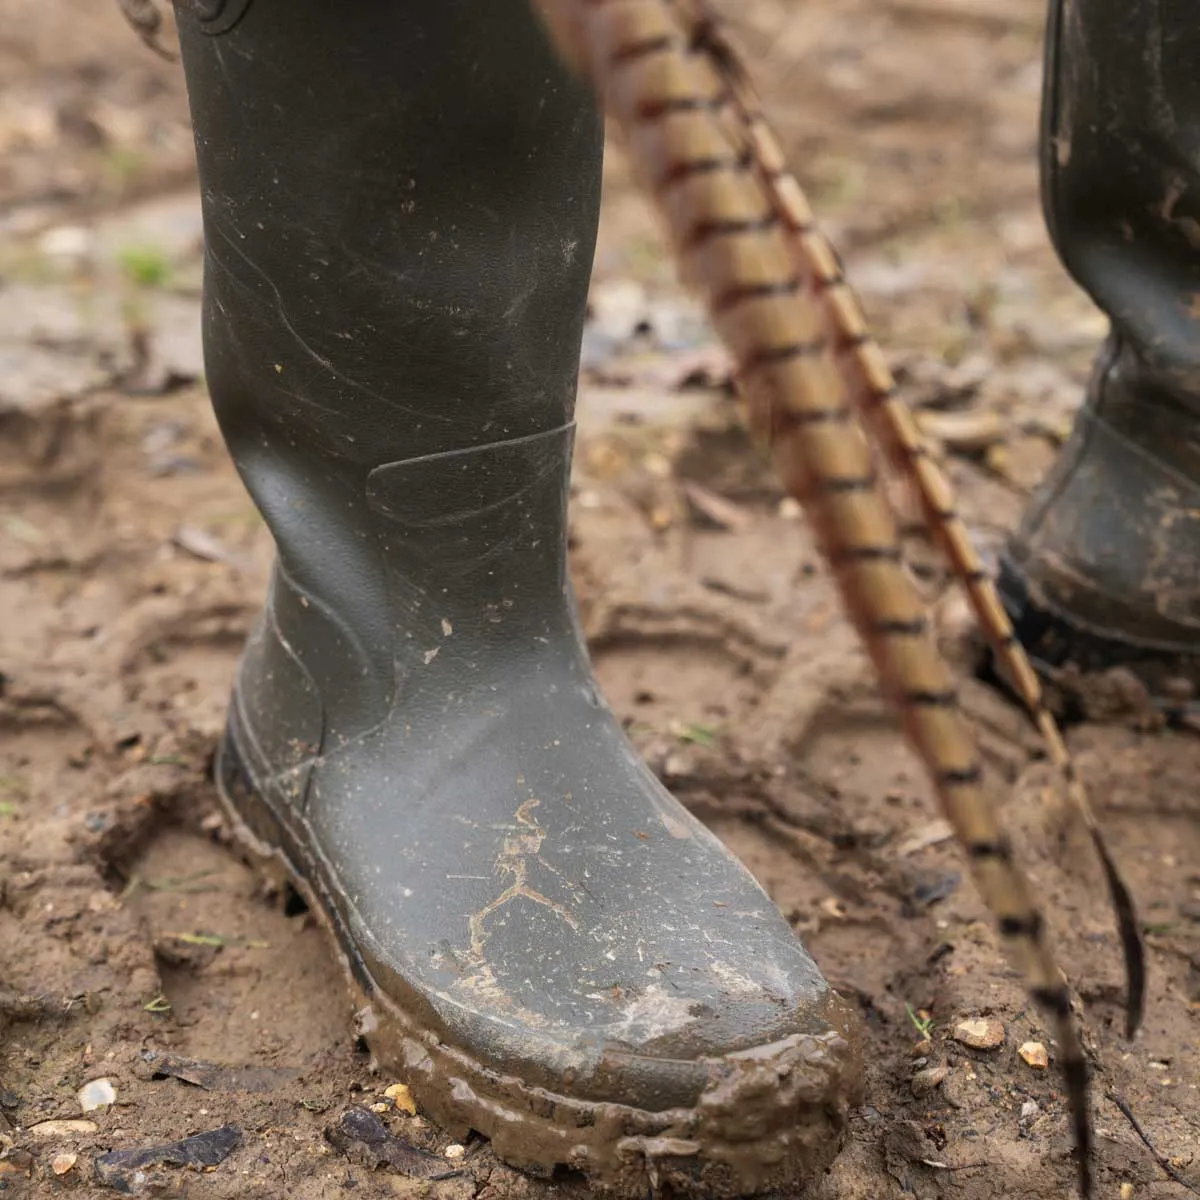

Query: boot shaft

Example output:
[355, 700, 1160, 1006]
[175, 0, 603, 740]
[999, 1, 1200, 693]
[1042, 0, 1200, 404]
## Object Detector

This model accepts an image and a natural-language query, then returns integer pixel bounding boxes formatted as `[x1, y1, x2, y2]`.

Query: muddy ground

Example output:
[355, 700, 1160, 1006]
[1, 1, 1198, 1197]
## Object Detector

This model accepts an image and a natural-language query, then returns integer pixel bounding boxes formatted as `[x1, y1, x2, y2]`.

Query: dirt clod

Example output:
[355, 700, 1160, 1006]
[911, 1065, 950, 1097]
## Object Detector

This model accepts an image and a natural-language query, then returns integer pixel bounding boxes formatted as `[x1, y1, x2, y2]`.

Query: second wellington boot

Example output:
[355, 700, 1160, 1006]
[1000, 0, 1200, 706]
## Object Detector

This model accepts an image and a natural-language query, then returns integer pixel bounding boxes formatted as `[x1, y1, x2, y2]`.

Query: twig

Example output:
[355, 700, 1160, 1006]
[1107, 1090, 1200, 1196]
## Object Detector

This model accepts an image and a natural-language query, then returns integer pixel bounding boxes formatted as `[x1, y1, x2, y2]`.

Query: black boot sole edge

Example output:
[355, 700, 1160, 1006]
[212, 712, 857, 1198]
[995, 556, 1200, 719]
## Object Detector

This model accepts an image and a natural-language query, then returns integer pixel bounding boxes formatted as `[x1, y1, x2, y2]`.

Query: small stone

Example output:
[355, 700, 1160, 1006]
[383, 1083, 417, 1115]
[911, 1066, 949, 1097]
[51, 1152, 77, 1176]
[444, 1143, 466, 1160]
[662, 752, 694, 780]
[911, 1039, 932, 1057]
[78, 1077, 116, 1112]
[369, 1102, 391, 1114]
[38, 225, 90, 261]
[952, 1017, 1005, 1050]
[27, 1119, 99, 1138]
[1019, 1041, 1049, 1070]
[1120, 1184, 1134, 1199]
[1020, 1100, 1039, 1121]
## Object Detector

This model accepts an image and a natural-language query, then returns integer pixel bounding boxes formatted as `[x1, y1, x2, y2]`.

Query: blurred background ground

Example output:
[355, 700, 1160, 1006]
[1, 1, 1198, 1197]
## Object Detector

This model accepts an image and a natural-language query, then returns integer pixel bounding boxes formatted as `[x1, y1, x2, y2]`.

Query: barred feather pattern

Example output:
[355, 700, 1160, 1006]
[530, 1, 1146, 1194]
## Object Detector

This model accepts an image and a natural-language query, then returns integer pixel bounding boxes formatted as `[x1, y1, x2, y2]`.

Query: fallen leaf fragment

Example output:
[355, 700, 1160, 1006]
[94, 1125, 242, 1186]
[325, 1106, 463, 1179]
[681, 482, 751, 531]
[141, 1049, 299, 1093]
[172, 524, 242, 569]
[915, 408, 1006, 454]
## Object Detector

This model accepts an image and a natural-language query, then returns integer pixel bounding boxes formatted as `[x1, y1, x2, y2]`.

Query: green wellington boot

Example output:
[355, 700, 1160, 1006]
[998, 0, 1200, 705]
[172, 1, 860, 1193]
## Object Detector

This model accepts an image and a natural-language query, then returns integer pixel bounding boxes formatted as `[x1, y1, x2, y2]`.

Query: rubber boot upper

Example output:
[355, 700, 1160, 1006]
[174, 0, 860, 1190]
[1000, 0, 1200, 700]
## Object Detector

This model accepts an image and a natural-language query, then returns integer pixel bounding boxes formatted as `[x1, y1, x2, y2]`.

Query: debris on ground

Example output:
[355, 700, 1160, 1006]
[93, 1124, 243, 1190]
[140, 1050, 301, 1093]
[911, 1065, 950, 1097]
[1019, 1042, 1050, 1070]
[78, 1078, 117, 1112]
[26, 1119, 99, 1139]
[383, 1082, 417, 1115]
[324, 1106, 464, 1180]
[51, 1151, 78, 1175]
[952, 1016, 1006, 1051]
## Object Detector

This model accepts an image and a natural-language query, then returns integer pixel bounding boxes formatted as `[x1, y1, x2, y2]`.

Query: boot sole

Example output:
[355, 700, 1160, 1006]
[212, 722, 856, 1198]
[996, 555, 1200, 717]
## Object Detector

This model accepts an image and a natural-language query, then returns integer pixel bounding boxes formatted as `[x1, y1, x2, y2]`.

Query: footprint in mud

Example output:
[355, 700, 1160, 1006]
[592, 634, 763, 741]
[116, 599, 255, 740]
[124, 826, 350, 1066]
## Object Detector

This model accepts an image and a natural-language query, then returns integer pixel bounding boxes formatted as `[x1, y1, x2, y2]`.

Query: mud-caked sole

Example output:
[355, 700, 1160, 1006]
[212, 725, 859, 1198]
[996, 556, 1200, 718]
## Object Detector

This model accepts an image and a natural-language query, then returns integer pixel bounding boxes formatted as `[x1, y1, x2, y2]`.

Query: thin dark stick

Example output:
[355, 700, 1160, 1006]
[1107, 1090, 1200, 1196]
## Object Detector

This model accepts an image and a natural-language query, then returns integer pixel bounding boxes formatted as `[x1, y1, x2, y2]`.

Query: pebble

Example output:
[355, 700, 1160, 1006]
[1120, 1184, 1134, 1199]
[1019, 1100, 1039, 1121]
[78, 1078, 116, 1113]
[911, 1039, 932, 1057]
[911, 1066, 949, 1097]
[50, 1152, 77, 1176]
[952, 1017, 1005, 1051]
[444, 1143, 466, 1160]
[27, 1120, 98, 1139]
[1018, 1041, 1049, 1069]
[383, 1083, 417, 1116]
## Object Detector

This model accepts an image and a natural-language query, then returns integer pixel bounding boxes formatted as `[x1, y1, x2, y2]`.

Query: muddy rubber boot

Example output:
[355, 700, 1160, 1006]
[172, 2, 861, 1192]
[998, 0, 1200, 706]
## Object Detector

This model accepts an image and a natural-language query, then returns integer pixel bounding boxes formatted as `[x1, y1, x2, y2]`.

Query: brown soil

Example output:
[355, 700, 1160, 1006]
[2, 2, 1198, 1198]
